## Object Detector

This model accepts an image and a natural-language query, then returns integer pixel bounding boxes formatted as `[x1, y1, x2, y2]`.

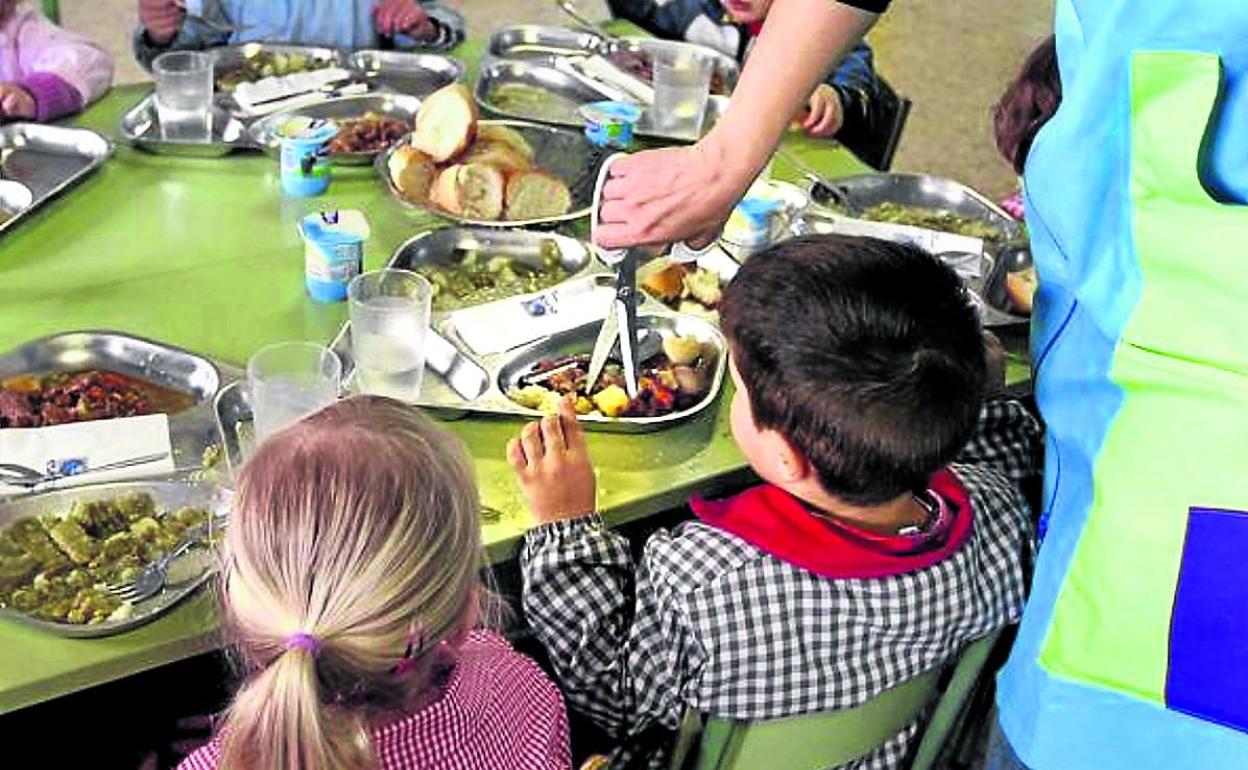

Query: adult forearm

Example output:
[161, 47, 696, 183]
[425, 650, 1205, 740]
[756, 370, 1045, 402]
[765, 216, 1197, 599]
[704, 0, 879, 177]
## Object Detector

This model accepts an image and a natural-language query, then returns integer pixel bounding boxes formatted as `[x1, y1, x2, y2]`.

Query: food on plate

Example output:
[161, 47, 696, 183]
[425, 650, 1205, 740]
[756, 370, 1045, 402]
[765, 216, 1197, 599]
[860, 202, 1005, 242]
[431, 163, 505, 220]
[1005, 266, 1038, 315]
[0, 370, 194, 429]
[504, 170, 573, 221]
[506, 334, 715, 419]
[605, 49, 730, 95]
[325, 112, 408, 155]
[216, 50, 335, 93]
[488, 82, 581, 122]
[388, 84, 573, 221]
[0, 493, 211, 625]
[412, 83, 477, 162]
[417, 241, 570, 311]
[386, 146, 437, 203]
[641, 261, 725, 317]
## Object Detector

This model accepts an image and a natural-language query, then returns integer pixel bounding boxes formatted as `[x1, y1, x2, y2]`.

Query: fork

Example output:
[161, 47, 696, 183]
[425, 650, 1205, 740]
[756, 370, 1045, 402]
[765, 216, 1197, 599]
[105, 521, 211, 604]
[173, 0, 254, 35]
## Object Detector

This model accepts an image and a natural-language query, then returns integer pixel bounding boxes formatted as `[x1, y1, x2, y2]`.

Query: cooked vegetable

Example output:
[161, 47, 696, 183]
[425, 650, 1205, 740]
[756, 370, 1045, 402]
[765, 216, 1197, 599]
[216, 50, 335, 93]
[417, 242, 570, 311]
[860, 202, 1005, 242]
[488, 82, 581, 122]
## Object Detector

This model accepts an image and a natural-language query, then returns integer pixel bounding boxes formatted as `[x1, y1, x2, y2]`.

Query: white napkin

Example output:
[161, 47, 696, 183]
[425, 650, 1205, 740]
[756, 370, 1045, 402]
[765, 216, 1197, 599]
[0, 414, 175, 496]
[450, 283, 615, 357]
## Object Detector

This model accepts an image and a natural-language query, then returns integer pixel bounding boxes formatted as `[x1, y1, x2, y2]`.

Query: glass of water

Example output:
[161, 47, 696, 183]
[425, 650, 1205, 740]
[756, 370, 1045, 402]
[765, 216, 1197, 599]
[247, 342, 341, 442]
[348, 269, 432, 402]
[153, 51, 213, 142]
[652, 51, 714, 139]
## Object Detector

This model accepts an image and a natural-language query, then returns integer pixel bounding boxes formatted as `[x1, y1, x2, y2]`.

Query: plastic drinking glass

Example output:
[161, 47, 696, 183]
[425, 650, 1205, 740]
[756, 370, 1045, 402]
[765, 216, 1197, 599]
[348, 269, 432, 402]
[652, 51, 714, 139]
[153, 51, 214, 142]
[247, 342, 341, 442]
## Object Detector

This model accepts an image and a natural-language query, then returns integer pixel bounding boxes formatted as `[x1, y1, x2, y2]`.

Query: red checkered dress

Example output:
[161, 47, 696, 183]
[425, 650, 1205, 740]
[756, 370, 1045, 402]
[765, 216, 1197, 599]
[178, 630, 571, 770]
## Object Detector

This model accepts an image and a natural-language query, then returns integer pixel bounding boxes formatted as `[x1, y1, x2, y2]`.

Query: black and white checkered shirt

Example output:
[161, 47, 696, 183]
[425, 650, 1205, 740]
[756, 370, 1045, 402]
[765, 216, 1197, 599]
[520, 399, 1040, 770]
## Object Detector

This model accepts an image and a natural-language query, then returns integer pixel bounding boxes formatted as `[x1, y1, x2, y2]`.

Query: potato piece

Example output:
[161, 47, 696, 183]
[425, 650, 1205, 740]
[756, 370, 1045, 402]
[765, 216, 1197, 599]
[643, 263, 686, 304]
[504, 171, 572, 221]
[387, 145, 437, 203]
[592, 385, 630, 418]
[412, 83, 478, 162]
[46, 519, 98, 565]
[663, 335, 703, 366]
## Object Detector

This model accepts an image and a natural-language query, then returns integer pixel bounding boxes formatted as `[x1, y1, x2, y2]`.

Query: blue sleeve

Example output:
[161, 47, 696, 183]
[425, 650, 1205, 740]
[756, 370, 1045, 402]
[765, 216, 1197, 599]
[826, 40, 878, 99]
[608, 0, 707, 41]
[132, 21, 229, 71]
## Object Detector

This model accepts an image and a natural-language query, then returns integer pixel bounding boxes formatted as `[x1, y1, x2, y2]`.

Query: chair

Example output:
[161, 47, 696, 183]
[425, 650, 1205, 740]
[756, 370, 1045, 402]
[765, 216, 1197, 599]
[670, 629, 1004, 770]
[40, 0, 59, 23]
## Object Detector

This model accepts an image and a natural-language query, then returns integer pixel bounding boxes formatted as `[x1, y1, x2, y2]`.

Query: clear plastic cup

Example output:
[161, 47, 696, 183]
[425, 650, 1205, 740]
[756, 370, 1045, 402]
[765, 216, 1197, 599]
[652, 51, 714, 139]
[348, 269, 432, 402]
[153, 51, 214, 142]
[247, 342, 341, 442]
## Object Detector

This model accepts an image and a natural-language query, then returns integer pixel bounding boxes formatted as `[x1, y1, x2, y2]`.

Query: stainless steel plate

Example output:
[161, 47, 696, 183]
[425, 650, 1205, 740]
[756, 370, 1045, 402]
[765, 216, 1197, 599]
[0, 331, 238, 474]
[345, 50, 464, 96]
[119, 93, 253, 157]
[209, 43, 342, 90]
[608, 37, 739, 94]
[487, 24, 606, 58]
[0, 124, 112, 236]
[475, 58, 727, 142]
[377, 119, 607, 227]
[247, 93, 421, 164]
[0, 480, 227, 638]
[0, 180, 33, 225]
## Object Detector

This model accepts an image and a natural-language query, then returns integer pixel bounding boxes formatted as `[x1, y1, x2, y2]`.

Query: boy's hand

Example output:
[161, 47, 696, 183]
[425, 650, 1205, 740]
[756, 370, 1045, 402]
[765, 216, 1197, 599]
[507, 397, 597, 524]
[139, 0, 183, 45]
[373, 0, 437, 39]
[799, 84, 844, 138]
[0, 84, 36, 121]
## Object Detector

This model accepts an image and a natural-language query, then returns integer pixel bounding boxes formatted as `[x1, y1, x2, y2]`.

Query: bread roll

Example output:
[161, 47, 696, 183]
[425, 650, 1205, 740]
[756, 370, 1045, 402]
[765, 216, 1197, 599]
[386, 145, 437, 204]
[459, 140, 533, 175]
[412, 83, 478, 163]
[430, 163, 505, 220]
[504, 170, 572, 221]
[476, 124, 535, 163]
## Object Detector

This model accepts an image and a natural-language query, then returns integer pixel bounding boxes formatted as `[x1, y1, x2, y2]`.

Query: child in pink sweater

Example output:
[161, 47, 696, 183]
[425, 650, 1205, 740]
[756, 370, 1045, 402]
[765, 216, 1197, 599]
[0, 1, 113, 122]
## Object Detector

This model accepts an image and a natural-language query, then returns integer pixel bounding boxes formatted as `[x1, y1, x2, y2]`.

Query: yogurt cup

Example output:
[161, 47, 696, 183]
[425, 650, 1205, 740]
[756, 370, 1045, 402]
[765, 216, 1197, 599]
[279, 117, 339, 197]
[299, 210, 370, 303]
[580, 101, 642, 149]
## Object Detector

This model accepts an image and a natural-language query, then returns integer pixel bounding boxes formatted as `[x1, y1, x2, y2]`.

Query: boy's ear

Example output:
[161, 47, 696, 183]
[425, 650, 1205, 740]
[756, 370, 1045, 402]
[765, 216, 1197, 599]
[767, 430, 814, 484]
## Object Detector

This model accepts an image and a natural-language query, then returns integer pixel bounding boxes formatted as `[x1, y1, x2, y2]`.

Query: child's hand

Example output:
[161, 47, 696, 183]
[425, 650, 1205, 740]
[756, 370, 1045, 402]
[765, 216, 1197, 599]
[0, 84, 35, 121]
[799, 84, 844, 138]
[373, 0, 437, 39]
[139, 0, 183, 45]
[507, 397, 597, 524]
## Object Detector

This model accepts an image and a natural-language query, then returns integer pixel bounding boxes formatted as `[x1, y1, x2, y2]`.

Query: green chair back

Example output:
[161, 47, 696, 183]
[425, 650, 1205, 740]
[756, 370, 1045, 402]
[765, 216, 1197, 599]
[671, 630, 1002, 770]
[40, 0, 60, 23]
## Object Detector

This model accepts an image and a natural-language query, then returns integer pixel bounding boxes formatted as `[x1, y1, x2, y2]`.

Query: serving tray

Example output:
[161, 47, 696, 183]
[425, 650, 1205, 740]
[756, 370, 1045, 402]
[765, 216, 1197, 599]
[246, 92, 422, 164]
[0, 124, 112, 236]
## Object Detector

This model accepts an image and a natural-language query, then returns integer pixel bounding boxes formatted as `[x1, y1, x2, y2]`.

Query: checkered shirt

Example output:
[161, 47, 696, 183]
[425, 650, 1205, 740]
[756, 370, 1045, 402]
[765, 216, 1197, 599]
[521, 399, 1040, 770]
[177, 630, 571, 770]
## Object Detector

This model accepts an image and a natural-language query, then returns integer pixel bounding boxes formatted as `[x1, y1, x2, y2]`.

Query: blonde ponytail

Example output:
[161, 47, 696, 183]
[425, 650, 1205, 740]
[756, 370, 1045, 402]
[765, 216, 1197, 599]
[216, 396, 484, 770]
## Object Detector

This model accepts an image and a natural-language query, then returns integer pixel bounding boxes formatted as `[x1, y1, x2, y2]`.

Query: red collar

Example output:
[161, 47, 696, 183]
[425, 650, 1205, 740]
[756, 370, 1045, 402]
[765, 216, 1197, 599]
[690, 469, 973, 579]
[747, 21, 764, 37]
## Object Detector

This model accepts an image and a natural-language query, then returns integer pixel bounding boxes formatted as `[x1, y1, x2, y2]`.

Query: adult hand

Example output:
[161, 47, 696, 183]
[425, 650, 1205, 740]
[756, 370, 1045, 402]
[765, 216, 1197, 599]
[800, 84, 844, 138]
[0, 83, 36, 121]
[595, 140, 753, 249]
[139, 0, 183, 45]
[507, 397, 597, 524]
[373, 0, 437, 39]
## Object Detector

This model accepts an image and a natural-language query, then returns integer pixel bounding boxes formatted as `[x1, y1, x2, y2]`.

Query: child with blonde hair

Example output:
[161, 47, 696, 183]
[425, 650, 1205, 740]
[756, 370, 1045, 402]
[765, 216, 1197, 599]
[0, 1, 112, 122]
[179, 395, 571, 770]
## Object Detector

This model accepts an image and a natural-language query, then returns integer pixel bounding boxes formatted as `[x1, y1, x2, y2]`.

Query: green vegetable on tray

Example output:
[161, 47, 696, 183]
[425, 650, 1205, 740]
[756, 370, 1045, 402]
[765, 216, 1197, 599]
[216, 50, 335, 93]
[860, 202, 1005, 242]
[0, 493, 211, 625]
[418, 243, 571, 312]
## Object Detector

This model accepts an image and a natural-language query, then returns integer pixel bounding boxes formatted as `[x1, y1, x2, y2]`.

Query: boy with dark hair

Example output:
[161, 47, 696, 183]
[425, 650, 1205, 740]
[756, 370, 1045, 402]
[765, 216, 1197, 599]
[509, 234, 1040, 770]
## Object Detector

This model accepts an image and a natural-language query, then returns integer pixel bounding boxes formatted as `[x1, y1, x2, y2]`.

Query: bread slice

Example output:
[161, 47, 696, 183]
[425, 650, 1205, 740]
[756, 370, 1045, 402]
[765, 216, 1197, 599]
[430, 163, 505, 220]
[504, 170, 572, 221]
[386, 145, 437, 204]
[459, 140, 533, 175]
[1005, 266, 1038, 314]
[412, 83, 477, 163]
[476, 124, 535, 163]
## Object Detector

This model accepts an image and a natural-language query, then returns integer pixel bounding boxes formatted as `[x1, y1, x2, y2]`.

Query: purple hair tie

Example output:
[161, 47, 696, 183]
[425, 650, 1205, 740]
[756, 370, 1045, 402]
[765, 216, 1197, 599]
[284, 632, 321, 656]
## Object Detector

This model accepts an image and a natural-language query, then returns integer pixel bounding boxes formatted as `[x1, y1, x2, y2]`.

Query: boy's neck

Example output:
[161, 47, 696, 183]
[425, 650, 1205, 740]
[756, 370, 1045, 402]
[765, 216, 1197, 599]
[785, 481, 929, 536]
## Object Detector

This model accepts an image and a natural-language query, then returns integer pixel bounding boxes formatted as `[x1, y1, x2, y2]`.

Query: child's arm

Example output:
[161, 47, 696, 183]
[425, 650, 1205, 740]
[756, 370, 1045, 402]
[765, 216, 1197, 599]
[797, 40, 877, 139]
[133, 0, 229, 71]
[8, 8, 114, 121]
[510, 400, 704, 737]
[373, 0, 464, 51]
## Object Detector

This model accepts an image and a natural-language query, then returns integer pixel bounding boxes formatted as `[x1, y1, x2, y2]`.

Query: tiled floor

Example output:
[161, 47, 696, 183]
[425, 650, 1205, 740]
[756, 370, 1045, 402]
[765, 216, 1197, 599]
[63, 0, 1052, 200]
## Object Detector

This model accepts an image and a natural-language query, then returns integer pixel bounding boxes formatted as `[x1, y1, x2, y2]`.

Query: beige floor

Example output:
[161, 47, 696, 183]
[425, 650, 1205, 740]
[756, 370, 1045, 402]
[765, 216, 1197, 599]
[62, 0, 1052, 199]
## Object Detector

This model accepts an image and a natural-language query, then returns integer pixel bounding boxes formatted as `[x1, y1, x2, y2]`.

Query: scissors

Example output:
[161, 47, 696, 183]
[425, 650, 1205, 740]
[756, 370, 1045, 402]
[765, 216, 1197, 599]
[584, 155, 718, 398]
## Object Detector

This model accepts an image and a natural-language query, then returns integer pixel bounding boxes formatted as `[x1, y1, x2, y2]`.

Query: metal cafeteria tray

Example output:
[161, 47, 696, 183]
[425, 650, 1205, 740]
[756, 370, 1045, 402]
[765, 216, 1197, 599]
[0, 480, 227, 638]
[378, 119, 608, 227]
[476, 58, 728, 142]
[208, 43, 342, 86]
[247, 93, 422, 164]
[346, 50, 464, 96]
[0, 124, 112, 236]
[0, 331, 239, 473]
[119, 93, 253, 157]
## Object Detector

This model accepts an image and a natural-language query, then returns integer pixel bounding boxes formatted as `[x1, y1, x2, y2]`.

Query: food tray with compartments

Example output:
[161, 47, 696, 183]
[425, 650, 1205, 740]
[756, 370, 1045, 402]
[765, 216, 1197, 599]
[0, 124, 112, 236]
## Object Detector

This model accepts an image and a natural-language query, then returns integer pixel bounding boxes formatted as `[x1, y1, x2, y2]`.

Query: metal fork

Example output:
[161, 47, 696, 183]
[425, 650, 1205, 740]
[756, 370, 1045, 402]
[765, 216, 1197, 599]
[105, 522, 211, 604]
